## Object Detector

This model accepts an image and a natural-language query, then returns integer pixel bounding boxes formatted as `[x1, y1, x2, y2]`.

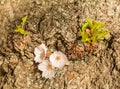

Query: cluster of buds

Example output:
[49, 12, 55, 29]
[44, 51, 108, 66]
[34, 44, 69, 79]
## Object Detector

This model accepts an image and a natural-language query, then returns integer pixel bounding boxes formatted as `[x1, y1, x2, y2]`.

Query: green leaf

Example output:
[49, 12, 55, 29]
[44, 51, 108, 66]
[97, 30, 109, 40]
[80, 18, 110, 45]
[81, 32, 90, 42]
[96, 22, 105, 30]
[91, 21, 98, 32]
[91, 37, 97, 44]
[21, 16, 28, 28]
[86, 18, 93, 27]
[15, 16, 29, 35]
[82, 23, 88, 31]
[15, 26, 24, 34]
[24, 31, 29, 35]
[15, 26, 29, 35]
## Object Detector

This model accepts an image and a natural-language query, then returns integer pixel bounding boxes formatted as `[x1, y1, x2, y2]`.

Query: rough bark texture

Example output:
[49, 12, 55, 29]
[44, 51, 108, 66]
[0, 0, 120, 89]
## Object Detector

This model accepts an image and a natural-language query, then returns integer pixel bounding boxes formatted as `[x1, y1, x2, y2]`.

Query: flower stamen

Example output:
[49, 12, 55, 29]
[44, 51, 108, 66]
[40, 52, 45, 58]
[47, 64, 53, 70]
[56, 56, 61, 61]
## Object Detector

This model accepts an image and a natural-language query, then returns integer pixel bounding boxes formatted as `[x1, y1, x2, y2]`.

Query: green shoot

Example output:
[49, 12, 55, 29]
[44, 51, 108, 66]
[21, 16, 28, 28]
[15, 16, 29, 35]
[80, 18, 109, 44]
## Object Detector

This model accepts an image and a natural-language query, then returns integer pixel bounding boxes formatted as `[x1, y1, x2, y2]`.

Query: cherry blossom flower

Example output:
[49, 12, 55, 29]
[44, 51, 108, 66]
[34, 44, 47, 63]
[49, 51, 68, 69]
[38, 60, 55, 79]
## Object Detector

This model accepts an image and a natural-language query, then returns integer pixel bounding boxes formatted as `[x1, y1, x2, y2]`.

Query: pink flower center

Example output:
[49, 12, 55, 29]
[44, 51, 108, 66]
[46, 50, 51, 57]
[47, 64, 52, 70]
[40, 49, 45, 58]
[40, 52, 45, 58]
[56, 56, 61, 61]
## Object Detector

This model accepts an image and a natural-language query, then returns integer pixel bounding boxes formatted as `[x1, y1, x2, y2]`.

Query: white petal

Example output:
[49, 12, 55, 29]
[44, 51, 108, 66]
[38, 60, 48, 71]
[40, 44, 47, 53]
[34, 44, 48, 63]
[34, 55, 43, 63]
[42, 70, 55, 79]
[55, 59, 65, 69]
[49, 51, 67, 69]
[34, 43, 47, 56]
[34, 47, 41, 56]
